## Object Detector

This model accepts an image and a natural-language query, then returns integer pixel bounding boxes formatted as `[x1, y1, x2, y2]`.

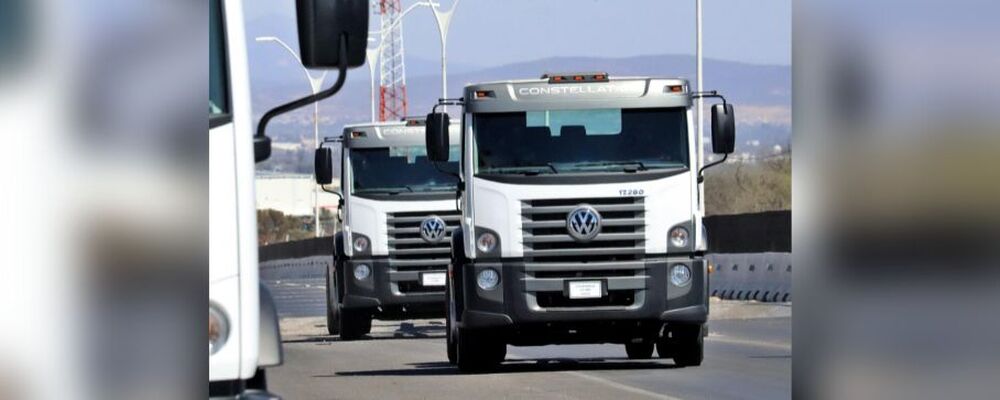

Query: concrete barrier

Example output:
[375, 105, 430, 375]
[707, 252, 791, 302]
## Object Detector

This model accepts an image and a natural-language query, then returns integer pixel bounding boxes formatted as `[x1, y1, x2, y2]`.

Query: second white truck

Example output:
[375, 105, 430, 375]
[315, 119, 461, 339]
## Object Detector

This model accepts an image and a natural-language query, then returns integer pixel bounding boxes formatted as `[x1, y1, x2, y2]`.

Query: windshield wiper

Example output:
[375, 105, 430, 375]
[573, 161, 648, 172]
[359, 186, 414, 195]
[486, 165, 558, 176]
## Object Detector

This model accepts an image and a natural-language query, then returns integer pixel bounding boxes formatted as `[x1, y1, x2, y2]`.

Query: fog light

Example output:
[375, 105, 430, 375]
[670, 264, 692, 287]
[476, 268, 500, 290]
[352, 236, 369, 252]
[669, 227, 689, 248]
[209, 304, 229, 355]
[354, 264, 371, 280]
[476, 232, 497, 253]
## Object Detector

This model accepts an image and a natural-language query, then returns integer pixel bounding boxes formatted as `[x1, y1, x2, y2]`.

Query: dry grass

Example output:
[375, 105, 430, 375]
[705, 156, 791, 216]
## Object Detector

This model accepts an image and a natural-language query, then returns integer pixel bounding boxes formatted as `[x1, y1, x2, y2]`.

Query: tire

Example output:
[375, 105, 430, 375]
[445, 279, 458, 365]
[625, 341, 655, 359]
[456, 327, 505, 373]
[339, 308, 372, 341]
[245, 368, 267, 390]
[325, 263, 341, 336]
[657, 324, 704, 367]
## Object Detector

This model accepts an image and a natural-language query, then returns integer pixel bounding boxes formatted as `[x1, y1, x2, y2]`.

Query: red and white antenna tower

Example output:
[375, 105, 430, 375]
[377, 0, 408, 121]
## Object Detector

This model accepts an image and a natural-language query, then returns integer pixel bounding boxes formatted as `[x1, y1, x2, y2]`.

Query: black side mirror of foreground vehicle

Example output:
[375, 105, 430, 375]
[315, 147, 334, 185]
[425, 112, 451, 162]
[711, 103, 736, 154]
[254, 135, 272, 163]
[296, 0, 369, 68]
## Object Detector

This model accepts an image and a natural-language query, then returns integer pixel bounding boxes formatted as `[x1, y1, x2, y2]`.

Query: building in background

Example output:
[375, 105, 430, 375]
[255, 172, 341, 217]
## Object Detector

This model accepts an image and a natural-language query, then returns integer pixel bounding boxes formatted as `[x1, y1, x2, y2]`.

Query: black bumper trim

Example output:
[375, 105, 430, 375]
[341, 258, 446, 310]
[457, 257, 708, 330]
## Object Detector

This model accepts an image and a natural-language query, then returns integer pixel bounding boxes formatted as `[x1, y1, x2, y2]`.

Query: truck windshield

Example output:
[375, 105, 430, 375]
[350, 145, 460, 194]
[473, 108, 689, 174]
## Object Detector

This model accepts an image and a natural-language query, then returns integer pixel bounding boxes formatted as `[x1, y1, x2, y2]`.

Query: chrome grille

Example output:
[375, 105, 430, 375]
[521, 197, 646, 263]
[521, 197, 647, 309]
[387, 210, 460, 270]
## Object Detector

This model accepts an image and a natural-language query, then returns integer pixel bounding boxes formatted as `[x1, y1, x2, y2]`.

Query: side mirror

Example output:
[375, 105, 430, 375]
[711, 103, 735, 154]
[315, 147, 334, 185]
[296, 0, 369, 69]
[254, 135, 272, 163]
[425, 112, 451, 162]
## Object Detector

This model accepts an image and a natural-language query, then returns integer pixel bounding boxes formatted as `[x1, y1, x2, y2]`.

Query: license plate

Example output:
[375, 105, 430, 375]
[568, 280, 602, 299]
[421, 272, 446, 287]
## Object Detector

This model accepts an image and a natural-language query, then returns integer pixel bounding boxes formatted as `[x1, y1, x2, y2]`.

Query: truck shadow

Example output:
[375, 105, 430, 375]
[283, 321, 446, 344]
[324, 358, 679, 377]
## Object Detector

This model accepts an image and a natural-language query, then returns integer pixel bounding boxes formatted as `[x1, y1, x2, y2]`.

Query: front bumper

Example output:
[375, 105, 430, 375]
[456, 257, 708, 330]
[341, 257, 447, 311]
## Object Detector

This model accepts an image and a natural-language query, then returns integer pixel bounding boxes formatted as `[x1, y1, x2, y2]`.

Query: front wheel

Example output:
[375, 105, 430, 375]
[325, 264, 341, 336]
[657, 324, 704, 367]
[339, 308, 372, 341]
[445, 280, 457, 364]
[625, 341, 655, 359]
[456, 327, 505, 373]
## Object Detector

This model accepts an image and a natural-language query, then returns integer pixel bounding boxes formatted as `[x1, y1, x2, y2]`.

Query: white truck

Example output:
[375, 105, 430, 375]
[210, 0, 368, 397]
[314, 119, 461, 340]
[423, 72, 736, 372]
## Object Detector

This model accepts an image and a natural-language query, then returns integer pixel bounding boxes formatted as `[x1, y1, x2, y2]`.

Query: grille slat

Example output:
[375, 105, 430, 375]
[522, 218, 645, 229]
[389, 247, 452, 255]
[522, 232, 645, 244]
[387, 215, 461, 224]
[388, 226, 458, 235]
[521, 203, 644, 215]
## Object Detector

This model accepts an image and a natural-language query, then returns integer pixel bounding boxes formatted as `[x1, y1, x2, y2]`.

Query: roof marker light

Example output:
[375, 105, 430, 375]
[543, 72, 610, 84]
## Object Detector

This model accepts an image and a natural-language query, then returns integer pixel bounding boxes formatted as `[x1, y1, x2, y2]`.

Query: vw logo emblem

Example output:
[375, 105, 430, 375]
[419, 216, 447, 243]
[566, 205, 602, 242]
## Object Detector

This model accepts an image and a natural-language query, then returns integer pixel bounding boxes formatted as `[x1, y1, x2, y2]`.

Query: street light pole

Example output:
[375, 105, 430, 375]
[429, 0, 460, 112]
[366, 42, 379, 122]
[256, 36, 327, 237]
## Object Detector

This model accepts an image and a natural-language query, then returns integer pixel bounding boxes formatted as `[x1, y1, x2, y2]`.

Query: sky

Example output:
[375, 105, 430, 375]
[245, 0, 791, 67]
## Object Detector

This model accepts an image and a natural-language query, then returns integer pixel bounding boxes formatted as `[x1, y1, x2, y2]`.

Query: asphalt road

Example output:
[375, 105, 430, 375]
[264, 276, 791, 399]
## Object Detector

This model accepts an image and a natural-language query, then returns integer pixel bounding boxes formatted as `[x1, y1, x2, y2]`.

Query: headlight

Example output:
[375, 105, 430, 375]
[354, 264, 371, 280]
[670, 264, 692, 287]
[352, 236, 369, 252]
[209, 305, 229, 355]
[476, 232, 497, 253]
[669, 227, 689, 248]
[476, 268, 500, 290]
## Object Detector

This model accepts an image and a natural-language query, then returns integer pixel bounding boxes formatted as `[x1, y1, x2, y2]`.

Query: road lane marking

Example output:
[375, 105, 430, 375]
[562, 370, 684, 400]
[707, 334, 792, 351]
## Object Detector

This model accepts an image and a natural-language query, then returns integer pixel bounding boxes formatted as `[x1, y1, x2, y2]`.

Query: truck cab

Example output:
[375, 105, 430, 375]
[424, 73, 736, 372]
[211, 0, 369, 397]
[315, 119, 461, 340]
[209, 0, 282, 397]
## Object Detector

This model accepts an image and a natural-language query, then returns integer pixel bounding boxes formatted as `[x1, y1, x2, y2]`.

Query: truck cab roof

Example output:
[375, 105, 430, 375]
[341, 119, 460, 149]
[465, 75, 692, 113]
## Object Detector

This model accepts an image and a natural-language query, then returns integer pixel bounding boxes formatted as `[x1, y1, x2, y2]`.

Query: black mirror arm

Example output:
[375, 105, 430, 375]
[256, 35, 349, 141]
[697, 153, 727, 184]
[434, 98, 465, 110]
[691, 91, 728, 107]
